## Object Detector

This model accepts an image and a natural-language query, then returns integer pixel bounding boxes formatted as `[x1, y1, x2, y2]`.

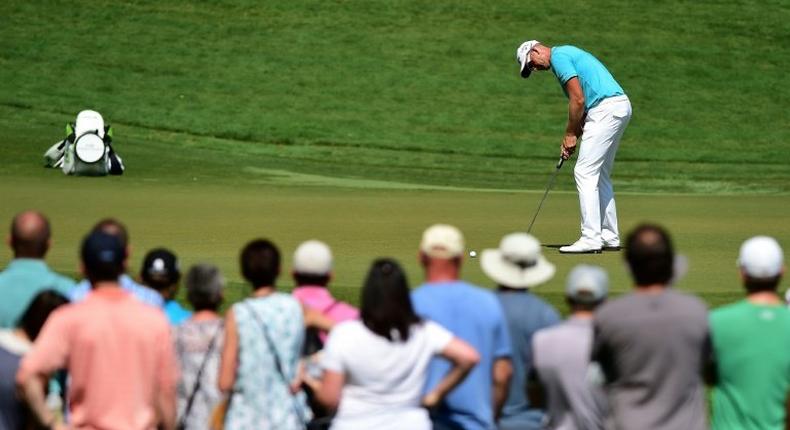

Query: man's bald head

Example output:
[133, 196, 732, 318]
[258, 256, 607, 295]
[10, 211, 51, 258]
[91, 218, 129, 249]
[625, 223, 675, 287]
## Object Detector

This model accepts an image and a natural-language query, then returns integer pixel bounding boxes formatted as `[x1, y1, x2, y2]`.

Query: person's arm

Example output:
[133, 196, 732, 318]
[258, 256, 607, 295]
[16, 312, 70, 429]
[156, 323, 179, 430]
[315, 369, 345, 411]
[218, 308, 238, 392]
[492, 357, 513, 419]
[561, 77, 585, 160]
[303, 306, 335, 332]
[421, 337, 480, 408]
[526, 368, 546, 409]
[18, 374, 59, 428]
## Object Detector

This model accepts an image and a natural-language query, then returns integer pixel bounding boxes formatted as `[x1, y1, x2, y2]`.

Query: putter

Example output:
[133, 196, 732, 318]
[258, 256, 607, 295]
[527, 157, 564, 234]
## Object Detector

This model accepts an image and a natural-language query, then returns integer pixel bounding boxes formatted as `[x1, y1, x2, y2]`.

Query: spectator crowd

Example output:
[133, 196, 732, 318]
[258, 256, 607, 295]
[0, 210, 787, 430]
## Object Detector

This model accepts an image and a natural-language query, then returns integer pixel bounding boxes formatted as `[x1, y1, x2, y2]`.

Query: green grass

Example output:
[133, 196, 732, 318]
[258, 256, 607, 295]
[1, 0, 788, 193]
[0, 176, 787, 312]
[0, 0, 788, 313]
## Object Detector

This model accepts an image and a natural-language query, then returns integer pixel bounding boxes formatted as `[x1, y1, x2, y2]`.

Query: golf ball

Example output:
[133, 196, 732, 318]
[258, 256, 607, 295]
[469, 250, 477, 258]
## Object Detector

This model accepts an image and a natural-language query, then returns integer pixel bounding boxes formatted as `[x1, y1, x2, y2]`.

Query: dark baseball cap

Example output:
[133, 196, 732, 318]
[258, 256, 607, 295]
[141, 248, 181, 288]
[81, 231, 126, 274]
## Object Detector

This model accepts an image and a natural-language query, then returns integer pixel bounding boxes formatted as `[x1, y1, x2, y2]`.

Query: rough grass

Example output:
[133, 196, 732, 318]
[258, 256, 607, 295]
[0, 0, 788, 193]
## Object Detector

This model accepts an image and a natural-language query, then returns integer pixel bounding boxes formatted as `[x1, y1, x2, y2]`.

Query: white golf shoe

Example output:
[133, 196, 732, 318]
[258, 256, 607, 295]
[559, 238, 603, 254]
[602, 240, 621, 251]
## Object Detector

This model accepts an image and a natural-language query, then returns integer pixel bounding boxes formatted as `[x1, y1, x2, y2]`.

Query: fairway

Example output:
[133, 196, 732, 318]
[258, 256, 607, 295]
[1, 0, 788, 312]
[1, 175, 787, 311]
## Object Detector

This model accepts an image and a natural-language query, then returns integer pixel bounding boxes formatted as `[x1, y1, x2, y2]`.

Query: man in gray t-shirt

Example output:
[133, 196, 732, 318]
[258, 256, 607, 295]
[591, 224, 709, 430]
[532, 265, 610, 430]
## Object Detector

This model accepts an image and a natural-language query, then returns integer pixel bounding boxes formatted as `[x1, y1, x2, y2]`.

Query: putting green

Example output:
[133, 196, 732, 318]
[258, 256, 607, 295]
[1, 175, 787, 311]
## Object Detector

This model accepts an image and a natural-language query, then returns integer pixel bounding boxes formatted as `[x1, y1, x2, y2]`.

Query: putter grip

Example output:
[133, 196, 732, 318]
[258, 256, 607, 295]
[556, 158, 564, 169]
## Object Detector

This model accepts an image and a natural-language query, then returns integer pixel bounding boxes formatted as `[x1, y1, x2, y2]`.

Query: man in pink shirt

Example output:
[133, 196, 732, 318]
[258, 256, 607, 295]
[16, 230, 178, 430]
[291, 240, 359, 339]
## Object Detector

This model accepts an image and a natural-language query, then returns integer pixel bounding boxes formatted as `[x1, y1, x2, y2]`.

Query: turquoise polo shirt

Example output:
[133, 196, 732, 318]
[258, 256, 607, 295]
[163, 299, 192, 325]
[0, 259, 76, 328]
[551, 45, 625, 111]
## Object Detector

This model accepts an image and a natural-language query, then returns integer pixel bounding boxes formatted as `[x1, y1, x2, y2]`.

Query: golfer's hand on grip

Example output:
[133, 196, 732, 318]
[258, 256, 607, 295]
[561, 134, 577, 160]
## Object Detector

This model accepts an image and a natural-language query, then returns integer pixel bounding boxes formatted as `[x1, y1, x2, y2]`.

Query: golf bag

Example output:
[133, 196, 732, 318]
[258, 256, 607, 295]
[44, 110, 125, 176]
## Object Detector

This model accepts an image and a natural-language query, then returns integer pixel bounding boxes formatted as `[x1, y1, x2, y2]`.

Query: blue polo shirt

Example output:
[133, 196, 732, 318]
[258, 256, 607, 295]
[163, 299, 192, 325]
[0, 259, 75, 328]
[70, 274, 164, 308]
[551, 45, 625, 111]
[412, 281, 512, 430]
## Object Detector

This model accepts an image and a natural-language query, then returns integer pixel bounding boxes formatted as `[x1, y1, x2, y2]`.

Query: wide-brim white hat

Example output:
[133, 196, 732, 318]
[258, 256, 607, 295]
[481, 232, 555, 288]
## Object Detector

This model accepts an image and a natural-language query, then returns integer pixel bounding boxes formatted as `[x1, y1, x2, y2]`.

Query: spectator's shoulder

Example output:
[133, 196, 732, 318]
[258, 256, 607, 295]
[594, 293, 631, 320]
[333, 319, 362, 336]
[531, 294, 561, 319]
[50, 270, 76, 289]
[709, 300, 747, 321]
[532, 323, 557, 345]
[279, 291, 302, 307]
[672, 289, 709, 312]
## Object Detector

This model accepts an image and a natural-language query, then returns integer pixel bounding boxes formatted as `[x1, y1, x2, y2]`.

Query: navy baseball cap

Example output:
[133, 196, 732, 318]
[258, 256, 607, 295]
[141, 248, 181, 287]
[81, 230, 126, 273]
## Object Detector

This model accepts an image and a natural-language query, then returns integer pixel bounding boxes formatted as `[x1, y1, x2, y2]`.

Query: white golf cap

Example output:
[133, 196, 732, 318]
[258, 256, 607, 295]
[566, 264, 609, 303]
[516, 40, 541, 78]
[481, 232, 555, 288]
[420, 224, 465, 259]
[738, 236, 784, 279]
[74, 110, 105, 138]
[293, 240, 333, 275]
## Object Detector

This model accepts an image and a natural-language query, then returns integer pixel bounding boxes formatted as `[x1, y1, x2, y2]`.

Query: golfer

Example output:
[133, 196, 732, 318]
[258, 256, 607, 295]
[516, 40, 631, 254]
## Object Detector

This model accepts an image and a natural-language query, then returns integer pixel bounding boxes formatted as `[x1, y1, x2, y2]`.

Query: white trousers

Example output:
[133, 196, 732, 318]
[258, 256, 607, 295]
[575, 95, 631, 245]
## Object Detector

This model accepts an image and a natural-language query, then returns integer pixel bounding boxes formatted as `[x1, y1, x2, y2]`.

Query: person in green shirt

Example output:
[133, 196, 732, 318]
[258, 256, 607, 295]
[0, 211, 75, 328]
[709, 235, 789, 430]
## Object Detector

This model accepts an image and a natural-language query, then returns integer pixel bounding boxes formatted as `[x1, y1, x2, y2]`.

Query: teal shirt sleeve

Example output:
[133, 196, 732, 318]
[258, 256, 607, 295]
[551, 50, 577, 85]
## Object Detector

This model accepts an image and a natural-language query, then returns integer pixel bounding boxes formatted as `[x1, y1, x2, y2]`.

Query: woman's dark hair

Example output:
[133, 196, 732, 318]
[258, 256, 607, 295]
[17, 290, 69, 341]
[360, 258, 421, 342]
[240, 239, 280, 289]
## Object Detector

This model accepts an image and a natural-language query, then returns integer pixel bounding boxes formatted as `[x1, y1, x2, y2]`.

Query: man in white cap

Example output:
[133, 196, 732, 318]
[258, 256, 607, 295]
[411, 224, 513, 430]
[708, 236, 790, 429]
[291, 240, 358, 340]
[531, 265, 610, 430]
[515, 40, 631, 253]
[480, 232, 560, 430]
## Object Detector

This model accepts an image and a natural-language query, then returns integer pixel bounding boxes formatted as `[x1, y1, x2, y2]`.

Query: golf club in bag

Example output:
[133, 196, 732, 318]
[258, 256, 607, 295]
[527, 157, 564, 234]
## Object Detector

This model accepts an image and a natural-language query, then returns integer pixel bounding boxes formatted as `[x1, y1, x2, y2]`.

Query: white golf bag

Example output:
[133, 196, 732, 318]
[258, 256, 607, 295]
[44, 110, 124, 176]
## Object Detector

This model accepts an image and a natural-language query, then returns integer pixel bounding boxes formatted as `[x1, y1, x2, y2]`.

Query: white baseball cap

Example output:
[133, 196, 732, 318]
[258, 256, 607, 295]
[293, 240, 333, 275]
[420, 224, 465, 259]
[481, 232, 555, 288]
[738, 236, 784, 279]
[566, 264, 609, 303]
[75, 110, 105, 138]
[516, 40, 541, 78]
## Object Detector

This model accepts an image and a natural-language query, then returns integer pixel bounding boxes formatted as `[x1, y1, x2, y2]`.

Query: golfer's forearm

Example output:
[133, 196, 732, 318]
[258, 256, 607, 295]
[566, 99, 585, 137]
